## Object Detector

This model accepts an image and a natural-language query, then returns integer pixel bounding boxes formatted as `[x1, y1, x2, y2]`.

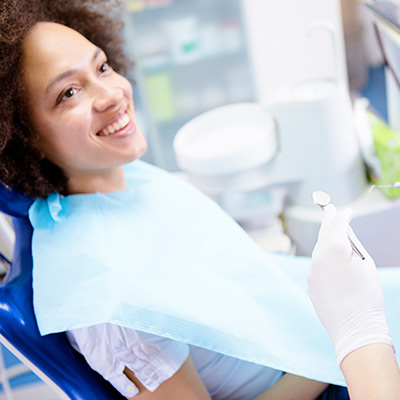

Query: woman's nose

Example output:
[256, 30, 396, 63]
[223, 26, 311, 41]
[93, 83, 124, 112]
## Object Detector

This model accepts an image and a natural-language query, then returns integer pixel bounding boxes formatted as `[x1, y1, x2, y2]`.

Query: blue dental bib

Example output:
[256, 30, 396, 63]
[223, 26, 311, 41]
[30, 160, 347, 385]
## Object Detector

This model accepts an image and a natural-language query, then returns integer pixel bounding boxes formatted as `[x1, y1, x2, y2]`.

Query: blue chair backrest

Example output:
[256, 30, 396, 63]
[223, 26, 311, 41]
[0, 185, 125, 399]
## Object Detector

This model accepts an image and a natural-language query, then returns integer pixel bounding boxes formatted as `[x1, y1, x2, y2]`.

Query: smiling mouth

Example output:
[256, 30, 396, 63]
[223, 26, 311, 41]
[97, 113, 131, 136]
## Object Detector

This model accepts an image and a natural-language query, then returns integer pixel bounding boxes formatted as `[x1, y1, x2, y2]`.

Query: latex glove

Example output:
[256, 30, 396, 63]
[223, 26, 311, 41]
[308, 204, 394, 366]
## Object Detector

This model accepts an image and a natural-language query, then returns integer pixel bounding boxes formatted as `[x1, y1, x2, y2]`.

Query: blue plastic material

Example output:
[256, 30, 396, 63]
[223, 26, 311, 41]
[0, 187, 124, 399]
[0, 184, 33, 218]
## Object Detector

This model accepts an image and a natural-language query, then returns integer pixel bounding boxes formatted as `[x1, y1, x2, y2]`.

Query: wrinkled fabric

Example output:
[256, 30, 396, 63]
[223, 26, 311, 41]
[67, 325, 283, 399]
[30, 160, 351, 385]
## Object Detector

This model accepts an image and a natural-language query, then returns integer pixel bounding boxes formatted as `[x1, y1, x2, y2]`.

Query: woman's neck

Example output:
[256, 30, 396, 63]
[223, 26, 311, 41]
[65, 166, 126, 195]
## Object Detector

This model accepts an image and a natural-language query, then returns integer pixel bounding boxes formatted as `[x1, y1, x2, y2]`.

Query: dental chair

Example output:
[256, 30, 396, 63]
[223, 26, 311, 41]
[0, 185, 125, 399]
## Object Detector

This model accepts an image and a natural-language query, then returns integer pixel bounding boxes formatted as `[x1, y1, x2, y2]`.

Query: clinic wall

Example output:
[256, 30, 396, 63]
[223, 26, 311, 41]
[240, 0, 348, 105]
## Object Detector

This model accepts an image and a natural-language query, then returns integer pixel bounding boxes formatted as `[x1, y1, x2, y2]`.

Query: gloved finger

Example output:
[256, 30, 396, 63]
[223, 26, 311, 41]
[317, 207, 354, 254]
[318, 204, 337, 239]
[332, 209, 373, 263]
[324, 208, 354, 252]
[328, 207, 354, 236]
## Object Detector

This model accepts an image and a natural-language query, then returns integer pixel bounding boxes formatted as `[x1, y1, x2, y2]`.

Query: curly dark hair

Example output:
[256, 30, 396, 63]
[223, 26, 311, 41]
[0, 0, 133, 198]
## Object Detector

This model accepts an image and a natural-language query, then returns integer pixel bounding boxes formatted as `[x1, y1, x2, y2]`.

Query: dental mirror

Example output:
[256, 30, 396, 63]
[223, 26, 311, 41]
[312, 190, 365, 260]
[312, 190, 331, 209]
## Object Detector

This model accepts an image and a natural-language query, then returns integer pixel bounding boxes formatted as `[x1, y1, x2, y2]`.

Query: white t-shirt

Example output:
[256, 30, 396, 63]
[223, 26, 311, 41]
[66, 323, 283, 399]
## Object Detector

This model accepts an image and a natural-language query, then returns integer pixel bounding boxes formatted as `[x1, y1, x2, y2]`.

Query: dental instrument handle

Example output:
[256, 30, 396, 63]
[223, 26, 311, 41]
[348, 236, 365, 260]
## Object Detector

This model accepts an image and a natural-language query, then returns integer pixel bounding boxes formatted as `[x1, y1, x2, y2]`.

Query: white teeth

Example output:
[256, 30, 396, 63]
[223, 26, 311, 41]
[98, 113, 131, 136]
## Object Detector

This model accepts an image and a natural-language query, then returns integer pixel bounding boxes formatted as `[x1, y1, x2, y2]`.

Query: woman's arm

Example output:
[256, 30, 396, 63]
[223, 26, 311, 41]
[126, 360, 328, 400]
[341, 343, 400, 400]
[254, 373, 328, 400]
[124, 355, 211, 400]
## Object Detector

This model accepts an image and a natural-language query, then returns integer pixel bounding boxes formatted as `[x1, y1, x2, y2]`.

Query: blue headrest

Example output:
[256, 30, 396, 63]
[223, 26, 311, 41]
[0, 218, 125, 399]
[0, 191, 125, 399]
[0, 184, 33, 218]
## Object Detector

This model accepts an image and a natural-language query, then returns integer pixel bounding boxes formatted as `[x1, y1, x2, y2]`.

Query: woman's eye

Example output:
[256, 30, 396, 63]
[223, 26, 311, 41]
[64, 88, 76, 98]
[99, 62, 109, 73]
[56, 87, 77, 105]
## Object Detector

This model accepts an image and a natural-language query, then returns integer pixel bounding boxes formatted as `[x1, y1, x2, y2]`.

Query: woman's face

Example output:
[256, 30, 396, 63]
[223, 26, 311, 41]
[22, 22, 147, 194]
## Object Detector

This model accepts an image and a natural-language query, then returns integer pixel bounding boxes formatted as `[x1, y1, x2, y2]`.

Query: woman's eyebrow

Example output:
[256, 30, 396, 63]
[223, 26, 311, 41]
[45, 48, 103, 94]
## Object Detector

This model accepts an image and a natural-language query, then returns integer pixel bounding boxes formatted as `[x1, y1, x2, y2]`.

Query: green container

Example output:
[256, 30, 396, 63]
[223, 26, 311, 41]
[368, 111, 400, 199]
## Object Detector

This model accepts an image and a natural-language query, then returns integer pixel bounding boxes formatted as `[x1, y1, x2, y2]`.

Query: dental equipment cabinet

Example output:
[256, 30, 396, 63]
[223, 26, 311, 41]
[126, 0, 400, 268]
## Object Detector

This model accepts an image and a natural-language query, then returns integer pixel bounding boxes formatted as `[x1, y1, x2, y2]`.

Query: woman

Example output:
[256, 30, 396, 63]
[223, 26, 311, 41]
[308, 204, 400, 399]
[0, 0, 348, 398]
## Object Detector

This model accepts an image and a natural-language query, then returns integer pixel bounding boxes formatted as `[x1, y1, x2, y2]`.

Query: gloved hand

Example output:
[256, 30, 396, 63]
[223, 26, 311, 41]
[308, 204, 394, 366]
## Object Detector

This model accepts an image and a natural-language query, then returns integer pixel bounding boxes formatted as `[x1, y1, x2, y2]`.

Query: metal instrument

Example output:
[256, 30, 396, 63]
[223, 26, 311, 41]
[312, 190, 365, 260]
